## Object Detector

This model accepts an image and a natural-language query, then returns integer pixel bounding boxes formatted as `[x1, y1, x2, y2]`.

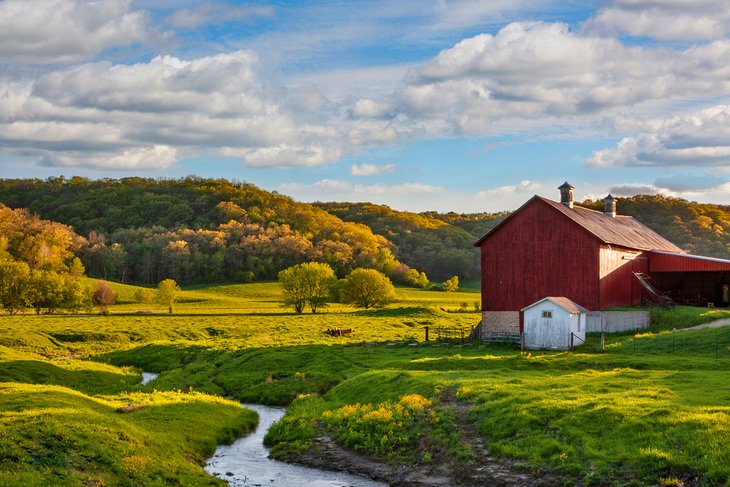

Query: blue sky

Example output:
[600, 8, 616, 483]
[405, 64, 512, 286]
[2, 1, 730, 212]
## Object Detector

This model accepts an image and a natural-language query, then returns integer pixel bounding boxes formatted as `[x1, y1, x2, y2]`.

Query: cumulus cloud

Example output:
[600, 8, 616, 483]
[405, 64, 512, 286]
[0, 50, 345, 170]
[350, 99, 394, 119]
[583, 0, 730, 41]
[0, 0, 154, 64]
[587, 105, 730, 169]
[396, 21, 730, 137]
[475, 180, 542, 199]
[350, 163, 396, 176]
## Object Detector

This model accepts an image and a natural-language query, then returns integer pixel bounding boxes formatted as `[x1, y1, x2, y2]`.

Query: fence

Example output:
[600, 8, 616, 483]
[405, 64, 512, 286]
[424, 325, 475, 344]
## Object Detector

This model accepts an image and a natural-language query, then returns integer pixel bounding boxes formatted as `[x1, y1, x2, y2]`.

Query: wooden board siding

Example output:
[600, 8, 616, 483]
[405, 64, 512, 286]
[598, 246, 647, 308]
[649, 251, 730, 272]
[480, 199, 600, 311]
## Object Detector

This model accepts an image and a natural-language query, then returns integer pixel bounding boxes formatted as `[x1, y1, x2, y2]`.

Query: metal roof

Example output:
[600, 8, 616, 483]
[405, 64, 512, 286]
[649, 250, 730, 272]
[521, 296, 589, 314]
[475, 195, 684, 253]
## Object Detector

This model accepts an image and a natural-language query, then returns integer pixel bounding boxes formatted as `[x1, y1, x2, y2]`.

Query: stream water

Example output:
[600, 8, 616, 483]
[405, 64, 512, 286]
[204, 403, 387, 487]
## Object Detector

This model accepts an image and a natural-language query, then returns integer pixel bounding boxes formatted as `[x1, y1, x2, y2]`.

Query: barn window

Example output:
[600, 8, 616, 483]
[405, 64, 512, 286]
[542, 310, 552, 319]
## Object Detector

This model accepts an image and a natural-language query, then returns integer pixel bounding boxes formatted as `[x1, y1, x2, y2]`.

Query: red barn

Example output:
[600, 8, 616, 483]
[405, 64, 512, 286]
[475, 182, 730, 334]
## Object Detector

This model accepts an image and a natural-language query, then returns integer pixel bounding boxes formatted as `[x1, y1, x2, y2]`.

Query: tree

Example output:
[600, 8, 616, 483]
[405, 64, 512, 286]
[340, 268, 396, 309]
[442, 275, 459, 292]
[156, 279, 181, 314]
[0, 259, 31, 314]
[134, 287, 154, 304]
[278, 262, 336, 313]
[93, 281, 116, 315]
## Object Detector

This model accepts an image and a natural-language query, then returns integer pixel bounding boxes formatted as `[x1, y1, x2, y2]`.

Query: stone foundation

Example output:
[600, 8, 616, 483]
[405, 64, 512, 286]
[480, 311, 520, 336]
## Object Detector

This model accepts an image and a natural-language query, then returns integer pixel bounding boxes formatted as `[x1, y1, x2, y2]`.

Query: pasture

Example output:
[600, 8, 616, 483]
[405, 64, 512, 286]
[0, 281, 728, 486]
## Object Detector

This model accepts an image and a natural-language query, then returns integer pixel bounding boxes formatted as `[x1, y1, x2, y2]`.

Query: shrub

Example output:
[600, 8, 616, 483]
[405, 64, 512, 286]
[340, 268, 396, 309]
[442, 276, 459, 292]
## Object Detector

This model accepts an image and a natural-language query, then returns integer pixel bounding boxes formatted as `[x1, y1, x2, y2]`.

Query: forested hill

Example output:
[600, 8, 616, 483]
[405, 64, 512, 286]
[315, 202, 506, 280]
[0, 177, 406, 285]
[2, 176, 729, 286]
[582, 195, 730, 258]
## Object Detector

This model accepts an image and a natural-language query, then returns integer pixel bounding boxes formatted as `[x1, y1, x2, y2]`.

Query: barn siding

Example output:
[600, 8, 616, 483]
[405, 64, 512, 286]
[598, 247, 647, 308]
[480, 199, 599, 311]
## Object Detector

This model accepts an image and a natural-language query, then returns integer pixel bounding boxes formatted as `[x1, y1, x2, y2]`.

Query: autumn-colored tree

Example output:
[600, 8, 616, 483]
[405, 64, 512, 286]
[340, 268, 396, 309]
[278, 262, 336, 313]
[93, 281, 117, 315]
[156, 279, 181, 314]
[442, 275, 459, 292]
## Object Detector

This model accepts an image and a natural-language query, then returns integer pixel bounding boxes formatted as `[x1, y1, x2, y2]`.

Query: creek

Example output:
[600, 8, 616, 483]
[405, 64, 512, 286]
[204, 403, 387, 487]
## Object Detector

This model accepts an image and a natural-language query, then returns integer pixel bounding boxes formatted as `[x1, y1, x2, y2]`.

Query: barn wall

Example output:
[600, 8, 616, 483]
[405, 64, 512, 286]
[598, 247, 648, 308]
[480, 199, 600, 312]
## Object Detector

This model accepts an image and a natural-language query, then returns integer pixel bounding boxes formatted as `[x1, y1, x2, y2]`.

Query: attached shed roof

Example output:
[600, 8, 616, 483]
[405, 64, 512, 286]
[649, 250, 730, 272]
[521, 296, 590, 314]
[474, 195, 683, 253]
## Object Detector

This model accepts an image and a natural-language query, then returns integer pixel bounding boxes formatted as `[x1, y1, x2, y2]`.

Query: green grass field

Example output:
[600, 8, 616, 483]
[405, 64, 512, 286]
[1, 280, 728, 486]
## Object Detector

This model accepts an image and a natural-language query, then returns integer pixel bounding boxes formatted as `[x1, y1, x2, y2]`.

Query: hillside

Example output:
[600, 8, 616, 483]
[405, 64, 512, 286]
[0, 177, 405, 284]
[315, 202, 505, 280]
[582, 194, 730, 258]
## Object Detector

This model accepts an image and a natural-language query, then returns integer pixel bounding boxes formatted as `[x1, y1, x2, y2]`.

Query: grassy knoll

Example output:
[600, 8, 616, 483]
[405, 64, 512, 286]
[1, 282, 728, 485]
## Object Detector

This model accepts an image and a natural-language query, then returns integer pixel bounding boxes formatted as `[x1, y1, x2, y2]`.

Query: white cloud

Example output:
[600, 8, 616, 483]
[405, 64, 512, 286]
[241, 145, 342, 168]
[587, 105, 730, 169]
[0, 0, 154, 64]
[0, 50, 345, 170]
[475, 180, 543, 199]
[582, 0, 730, 41]
[350, 99, 394, 119]
[350, 163, 396, 176]
[279, 179, 442, 197]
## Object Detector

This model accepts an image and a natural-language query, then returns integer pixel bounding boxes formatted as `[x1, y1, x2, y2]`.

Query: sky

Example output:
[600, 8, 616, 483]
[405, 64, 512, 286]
[2, 1, 730, 213]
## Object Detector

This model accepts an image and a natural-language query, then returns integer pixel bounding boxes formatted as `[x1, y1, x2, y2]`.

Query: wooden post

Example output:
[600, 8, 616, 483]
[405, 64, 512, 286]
[633, 337, 636, 353]
[601, 333, 605, 353]
[570, 332, 574, 351]
[520, 332, 524, 351]
[425, 326, 429, 342]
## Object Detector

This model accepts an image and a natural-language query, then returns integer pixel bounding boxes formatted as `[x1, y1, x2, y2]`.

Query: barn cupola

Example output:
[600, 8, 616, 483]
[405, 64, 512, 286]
[603, 194, 617, 218]
[558, 181, 574, 208]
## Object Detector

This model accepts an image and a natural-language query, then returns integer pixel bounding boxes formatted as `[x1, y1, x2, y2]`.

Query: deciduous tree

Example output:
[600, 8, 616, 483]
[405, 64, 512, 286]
[340, 268, 396, 309]
[156, 279, 181, 314]
[278, 262, 336, 313]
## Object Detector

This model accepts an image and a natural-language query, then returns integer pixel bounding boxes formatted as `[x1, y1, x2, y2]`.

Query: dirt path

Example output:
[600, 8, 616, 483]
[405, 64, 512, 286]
[681, 318, 730, 331]
[289, 391, 569, 487]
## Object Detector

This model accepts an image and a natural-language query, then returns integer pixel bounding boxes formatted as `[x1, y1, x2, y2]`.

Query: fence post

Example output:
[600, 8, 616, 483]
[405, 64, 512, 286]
[570, 332, 574, 350]
[633, 337, 636, 353]
[425, 326, 429, 342]
[521, 332, 524, 351]
[601, 333, 605, 353]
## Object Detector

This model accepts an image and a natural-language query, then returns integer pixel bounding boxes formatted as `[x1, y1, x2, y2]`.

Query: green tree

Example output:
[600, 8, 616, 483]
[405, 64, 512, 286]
[93, 281, 116, 315]
[0, 259, 31, 314]
[156, 279, 181, 314]
[340, 268, 396, 309]
[442, 275, 459, 292]
[134, 287, 154, 304]
[278, 262, 336, 313]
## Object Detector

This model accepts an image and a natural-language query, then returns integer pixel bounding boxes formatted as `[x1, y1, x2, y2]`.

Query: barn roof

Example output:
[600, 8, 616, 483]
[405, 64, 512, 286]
[474, 195, 683, 253]
[521, 296, 589, 314]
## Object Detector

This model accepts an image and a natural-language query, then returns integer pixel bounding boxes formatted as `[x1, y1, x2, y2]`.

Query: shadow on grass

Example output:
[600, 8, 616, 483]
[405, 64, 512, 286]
[0, 360, 138, 395]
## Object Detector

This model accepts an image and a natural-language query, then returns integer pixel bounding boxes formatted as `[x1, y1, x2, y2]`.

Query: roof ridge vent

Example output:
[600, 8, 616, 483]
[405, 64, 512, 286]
[558, 181, 574, 208]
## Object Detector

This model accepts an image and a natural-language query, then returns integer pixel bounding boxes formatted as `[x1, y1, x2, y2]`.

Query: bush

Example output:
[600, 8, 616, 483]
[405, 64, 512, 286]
[442, 276, 459, 292]
[340, 268, 396, 309]
[93, 281, 116, 315]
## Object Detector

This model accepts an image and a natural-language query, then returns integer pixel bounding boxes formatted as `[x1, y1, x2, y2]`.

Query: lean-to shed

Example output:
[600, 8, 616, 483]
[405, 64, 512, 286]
[522, 297, 587, 350]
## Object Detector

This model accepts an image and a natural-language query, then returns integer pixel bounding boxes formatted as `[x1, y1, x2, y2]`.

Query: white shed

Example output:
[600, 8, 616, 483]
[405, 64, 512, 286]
[521, 297, 588, 350]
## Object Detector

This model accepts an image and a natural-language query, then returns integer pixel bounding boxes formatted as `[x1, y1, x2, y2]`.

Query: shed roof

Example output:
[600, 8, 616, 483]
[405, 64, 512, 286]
[649, 250, 730, 272]
[522, 296, 590, 314]
[474, 195, 683, 253]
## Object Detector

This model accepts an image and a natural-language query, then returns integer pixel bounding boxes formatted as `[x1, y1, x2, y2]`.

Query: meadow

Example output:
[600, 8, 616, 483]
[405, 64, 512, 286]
[0, 280, 728, 486]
